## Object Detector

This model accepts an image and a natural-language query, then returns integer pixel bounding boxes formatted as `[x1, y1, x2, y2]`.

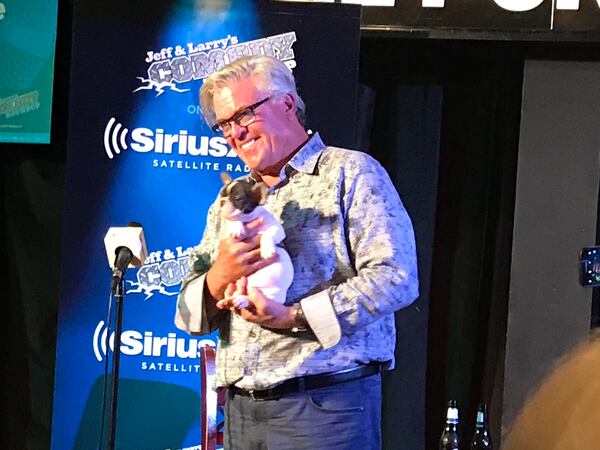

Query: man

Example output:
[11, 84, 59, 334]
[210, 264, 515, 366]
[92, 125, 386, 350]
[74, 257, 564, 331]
[175, 55, 419, 450]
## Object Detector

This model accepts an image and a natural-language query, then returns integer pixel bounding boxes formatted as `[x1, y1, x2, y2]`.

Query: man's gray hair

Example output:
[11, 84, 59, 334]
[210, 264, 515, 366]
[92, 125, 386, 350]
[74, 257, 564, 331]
[200, 55, 306, 127]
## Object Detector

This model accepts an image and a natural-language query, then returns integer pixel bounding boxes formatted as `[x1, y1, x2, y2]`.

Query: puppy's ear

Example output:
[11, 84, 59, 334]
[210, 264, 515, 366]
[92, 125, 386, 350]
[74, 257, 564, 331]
[251, 182, 268, 205]
[220, 172, 233, 186]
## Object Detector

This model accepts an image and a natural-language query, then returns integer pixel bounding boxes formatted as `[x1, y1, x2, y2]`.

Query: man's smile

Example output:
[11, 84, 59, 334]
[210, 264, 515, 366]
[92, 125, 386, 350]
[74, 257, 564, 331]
[240, 138, 258, 152]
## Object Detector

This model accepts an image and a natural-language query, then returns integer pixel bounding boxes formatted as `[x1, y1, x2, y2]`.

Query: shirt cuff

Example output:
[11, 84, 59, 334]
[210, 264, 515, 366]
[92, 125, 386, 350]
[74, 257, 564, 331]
[175, 273, 209, 334]
[300, 291, 341, 349]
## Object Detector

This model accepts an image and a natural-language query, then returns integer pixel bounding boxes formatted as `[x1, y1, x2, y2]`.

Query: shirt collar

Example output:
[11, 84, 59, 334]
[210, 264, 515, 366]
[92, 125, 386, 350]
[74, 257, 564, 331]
[284, 131, 325, 176]
[249, 132, 326, 185]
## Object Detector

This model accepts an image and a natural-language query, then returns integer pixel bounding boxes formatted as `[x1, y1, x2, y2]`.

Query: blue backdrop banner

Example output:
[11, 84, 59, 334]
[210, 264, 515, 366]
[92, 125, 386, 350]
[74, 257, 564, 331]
[51, 1, 360, 449]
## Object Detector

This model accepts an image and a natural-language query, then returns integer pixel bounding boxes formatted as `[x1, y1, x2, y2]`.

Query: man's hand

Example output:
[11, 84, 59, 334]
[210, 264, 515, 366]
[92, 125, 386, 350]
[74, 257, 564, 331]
[217, 280, 294, 329]
[205, 218, 278, 300]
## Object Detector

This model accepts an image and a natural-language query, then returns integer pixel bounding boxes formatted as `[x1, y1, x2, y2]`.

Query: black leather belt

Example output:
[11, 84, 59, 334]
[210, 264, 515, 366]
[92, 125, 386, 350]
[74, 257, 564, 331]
[228, 361, 387, 401]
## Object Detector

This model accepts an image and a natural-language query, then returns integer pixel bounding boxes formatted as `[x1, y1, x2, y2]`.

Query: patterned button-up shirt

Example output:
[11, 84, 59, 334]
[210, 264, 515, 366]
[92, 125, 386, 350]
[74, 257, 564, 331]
[175, 133, 419, 390]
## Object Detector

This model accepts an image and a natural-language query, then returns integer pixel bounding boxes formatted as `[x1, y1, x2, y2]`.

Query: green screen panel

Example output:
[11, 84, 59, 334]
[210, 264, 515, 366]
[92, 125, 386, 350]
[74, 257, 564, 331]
[0, 0, 58, 144]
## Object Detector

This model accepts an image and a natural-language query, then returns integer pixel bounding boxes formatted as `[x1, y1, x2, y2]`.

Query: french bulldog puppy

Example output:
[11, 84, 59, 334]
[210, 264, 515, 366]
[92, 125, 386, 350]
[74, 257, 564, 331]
[218, 172, 293, 309]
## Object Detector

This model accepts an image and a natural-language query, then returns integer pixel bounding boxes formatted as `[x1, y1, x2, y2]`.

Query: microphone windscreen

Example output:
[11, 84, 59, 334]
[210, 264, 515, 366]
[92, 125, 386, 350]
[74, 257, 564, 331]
[104, 225, 148, 268]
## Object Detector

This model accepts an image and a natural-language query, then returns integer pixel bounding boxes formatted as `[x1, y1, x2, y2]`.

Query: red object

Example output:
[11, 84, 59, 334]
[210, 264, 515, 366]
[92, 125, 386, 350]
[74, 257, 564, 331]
[200, 346, 225, 450]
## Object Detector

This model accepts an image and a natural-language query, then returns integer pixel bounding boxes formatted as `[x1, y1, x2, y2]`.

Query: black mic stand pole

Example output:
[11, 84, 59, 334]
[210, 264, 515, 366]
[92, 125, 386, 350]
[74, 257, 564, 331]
[107, 277, 125, 450]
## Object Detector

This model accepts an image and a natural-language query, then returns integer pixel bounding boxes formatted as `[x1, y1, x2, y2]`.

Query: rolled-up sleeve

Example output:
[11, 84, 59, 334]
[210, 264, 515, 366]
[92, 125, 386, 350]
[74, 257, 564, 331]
[175, 273, 210, 335]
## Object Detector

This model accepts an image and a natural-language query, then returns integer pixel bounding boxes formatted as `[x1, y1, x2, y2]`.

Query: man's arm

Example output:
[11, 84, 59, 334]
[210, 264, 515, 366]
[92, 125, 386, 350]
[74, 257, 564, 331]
[300, 156, 419, 348]
[175, 202, 225, 335]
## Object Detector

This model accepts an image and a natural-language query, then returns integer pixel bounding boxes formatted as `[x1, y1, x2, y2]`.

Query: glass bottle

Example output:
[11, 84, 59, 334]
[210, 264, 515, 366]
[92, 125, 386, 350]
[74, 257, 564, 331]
[470, 403, 493, 449]
[440, 400, 460, 450]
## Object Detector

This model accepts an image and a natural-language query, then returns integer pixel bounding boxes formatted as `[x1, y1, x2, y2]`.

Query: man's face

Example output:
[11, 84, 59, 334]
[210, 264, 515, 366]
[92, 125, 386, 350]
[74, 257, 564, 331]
[212, 76, 297, 174]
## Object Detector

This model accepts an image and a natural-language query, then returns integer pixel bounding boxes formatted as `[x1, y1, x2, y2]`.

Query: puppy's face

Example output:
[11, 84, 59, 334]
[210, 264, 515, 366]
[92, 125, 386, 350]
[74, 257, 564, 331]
[220, 180, 260, 216]
[219, 173, 267, 220]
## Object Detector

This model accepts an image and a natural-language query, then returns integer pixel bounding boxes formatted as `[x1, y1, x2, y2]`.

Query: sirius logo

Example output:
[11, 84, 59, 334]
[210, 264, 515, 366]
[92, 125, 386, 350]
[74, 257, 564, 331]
[92, 320, 216, 362]
[103, 117, 236, 160]
[104, 117, 128, 159]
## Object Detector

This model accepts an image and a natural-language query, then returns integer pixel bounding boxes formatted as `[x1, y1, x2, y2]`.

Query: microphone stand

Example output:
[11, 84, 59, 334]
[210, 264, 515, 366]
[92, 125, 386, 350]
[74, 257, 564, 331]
[107, 277, 125, 450]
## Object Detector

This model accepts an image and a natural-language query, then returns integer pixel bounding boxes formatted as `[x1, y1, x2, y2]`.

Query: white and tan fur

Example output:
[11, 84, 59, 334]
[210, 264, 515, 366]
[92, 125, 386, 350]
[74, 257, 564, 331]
[219, 172, 294, 309]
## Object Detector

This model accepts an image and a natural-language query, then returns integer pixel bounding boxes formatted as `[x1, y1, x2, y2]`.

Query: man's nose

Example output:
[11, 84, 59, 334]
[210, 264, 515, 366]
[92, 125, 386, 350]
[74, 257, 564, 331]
[229, 121, 247, 139]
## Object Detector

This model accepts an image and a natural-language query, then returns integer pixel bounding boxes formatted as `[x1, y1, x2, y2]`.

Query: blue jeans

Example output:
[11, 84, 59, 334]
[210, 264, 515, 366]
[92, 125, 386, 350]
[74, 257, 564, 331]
[224, 374, 382, 450]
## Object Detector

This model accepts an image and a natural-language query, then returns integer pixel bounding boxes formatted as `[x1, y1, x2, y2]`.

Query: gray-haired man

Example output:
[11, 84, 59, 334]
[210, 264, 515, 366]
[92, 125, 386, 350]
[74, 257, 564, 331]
[175, 55, 419, 450]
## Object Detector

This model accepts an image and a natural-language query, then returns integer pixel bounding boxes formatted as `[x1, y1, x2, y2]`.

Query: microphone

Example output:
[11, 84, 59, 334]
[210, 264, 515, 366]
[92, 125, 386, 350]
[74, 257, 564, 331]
[104, 222, 148, 293]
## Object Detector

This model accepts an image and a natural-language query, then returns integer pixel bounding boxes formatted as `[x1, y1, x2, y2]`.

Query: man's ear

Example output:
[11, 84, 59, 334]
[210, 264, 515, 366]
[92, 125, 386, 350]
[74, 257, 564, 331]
[251, 182, 268, 204]
[282, 93, 296, 115]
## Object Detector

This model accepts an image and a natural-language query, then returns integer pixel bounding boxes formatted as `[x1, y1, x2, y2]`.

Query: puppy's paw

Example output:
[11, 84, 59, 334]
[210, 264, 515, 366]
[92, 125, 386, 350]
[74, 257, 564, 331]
[229, 222, 246, 239]
[233, 295, 250, 309]
[260, 241, 276, 259]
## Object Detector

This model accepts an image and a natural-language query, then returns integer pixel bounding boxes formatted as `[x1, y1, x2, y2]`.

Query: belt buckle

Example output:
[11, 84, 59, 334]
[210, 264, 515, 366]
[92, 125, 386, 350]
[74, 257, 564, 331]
[248, 388, 272, 401]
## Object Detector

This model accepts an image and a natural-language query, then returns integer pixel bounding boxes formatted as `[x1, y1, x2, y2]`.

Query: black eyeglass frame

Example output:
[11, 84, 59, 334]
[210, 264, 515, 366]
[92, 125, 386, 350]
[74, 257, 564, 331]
[211, 96, 271, 135]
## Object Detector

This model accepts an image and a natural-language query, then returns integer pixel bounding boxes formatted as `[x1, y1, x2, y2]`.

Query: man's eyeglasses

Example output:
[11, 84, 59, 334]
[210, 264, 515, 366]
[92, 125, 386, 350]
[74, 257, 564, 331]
[211, 96, 271, 136]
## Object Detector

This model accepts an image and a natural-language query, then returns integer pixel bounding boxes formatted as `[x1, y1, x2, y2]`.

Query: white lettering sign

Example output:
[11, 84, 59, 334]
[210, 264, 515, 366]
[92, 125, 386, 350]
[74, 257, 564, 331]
[492, 0, 544, 11]
[422, 0, 444, 7]
[329, 0, 600, 11]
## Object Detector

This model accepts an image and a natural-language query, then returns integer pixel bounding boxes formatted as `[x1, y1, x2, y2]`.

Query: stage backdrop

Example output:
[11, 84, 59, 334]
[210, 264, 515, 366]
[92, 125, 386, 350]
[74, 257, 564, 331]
[51, 1, 360, 449]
